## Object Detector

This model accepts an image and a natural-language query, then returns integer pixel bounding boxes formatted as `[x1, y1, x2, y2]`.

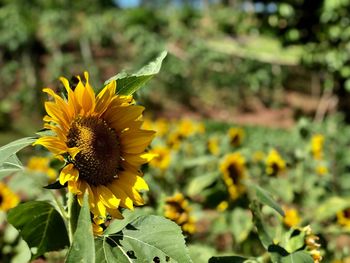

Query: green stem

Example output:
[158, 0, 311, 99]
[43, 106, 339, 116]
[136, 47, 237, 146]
[49, 190, 68, 219]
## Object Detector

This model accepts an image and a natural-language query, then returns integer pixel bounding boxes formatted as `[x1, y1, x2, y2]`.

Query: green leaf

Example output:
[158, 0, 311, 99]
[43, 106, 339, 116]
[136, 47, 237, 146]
[251, 184, 284, 217]
[183, 156, 216, 168]
[96, 215, 192, 263]
[281, 251, 313, 263]
[7, 201, 69, 259]
[0, 137, 35, 165]
[188, 244, 216, 263]
[315, 196, 350, 221]
[66, 193, 95, 263]
[209, 256, 251, 263]
[0, 154, 24, 180]
[250, 201, 273, 249]
[104, 51, 167, 95]
[187, 172, 218, 196]
[104, 209, 148, 235]
[230, 208, 253, 243]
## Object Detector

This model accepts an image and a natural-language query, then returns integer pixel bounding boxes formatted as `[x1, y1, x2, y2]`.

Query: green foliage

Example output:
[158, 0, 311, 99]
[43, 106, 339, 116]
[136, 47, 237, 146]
[66, 194, 95, 263]
[7, 201, 69, 259]
[96, 215, 192, 263]
[105, 51, 167, 96]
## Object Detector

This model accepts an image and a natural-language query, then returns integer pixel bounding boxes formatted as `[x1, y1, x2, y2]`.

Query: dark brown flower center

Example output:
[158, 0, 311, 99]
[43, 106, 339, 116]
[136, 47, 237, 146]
[0, 193, 3, 205]
[228, 163, 241, 184]
[67, 116, 120, 186]
[344, 208, 350, 218]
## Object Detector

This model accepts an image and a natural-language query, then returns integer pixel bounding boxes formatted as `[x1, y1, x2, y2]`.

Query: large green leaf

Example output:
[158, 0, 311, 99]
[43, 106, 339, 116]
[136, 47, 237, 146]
[315, 196, 350, 221]
[280, 251, 314, 263]
[0, 154, 24, 180]
[66, 193, 95, 263]
[7, 201, 69, 259]
[104, 51, 167, 95]
[251, 184, 285, 217]
[96, 215, 192, 263]
[0, 137, 35, 165]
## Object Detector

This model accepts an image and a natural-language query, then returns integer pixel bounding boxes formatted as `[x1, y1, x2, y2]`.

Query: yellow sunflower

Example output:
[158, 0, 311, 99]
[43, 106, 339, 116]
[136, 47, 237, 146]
[283, 207, 301, 228]
[149, 146, 171, 171]
[27, 156, 57, 182]
[265, 149, 286, 176]
[228, 127, 244, 147]
[0, 182, 20, 212]
[337, 208, 350, 228]
[164, 193, 196, 234]
[311, 134, 324, 160]
[220, 153, 246, 200]
[34, 72, 155, 223]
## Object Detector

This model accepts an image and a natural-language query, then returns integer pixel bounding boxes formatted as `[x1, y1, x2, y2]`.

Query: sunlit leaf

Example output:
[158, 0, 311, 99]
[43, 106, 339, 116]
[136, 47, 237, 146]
[66, 193, 95, 263]
[0, 154, 24, 180]
[104, 51, 167, 95]
[7, 201, 69, 259]
[0, 137, 35, 165]
[96, 215, 192, 263]
[280, 251, 313, 263]
[250, 201, 273, 249]
[251, 184, 284, 216]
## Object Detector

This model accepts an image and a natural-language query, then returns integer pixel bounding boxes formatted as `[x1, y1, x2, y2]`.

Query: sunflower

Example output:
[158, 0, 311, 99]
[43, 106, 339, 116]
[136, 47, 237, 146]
[283, 207, 301, 228]
[0, 182, 19, 212]
[149, 146, 171, 171]
[265, 149, 286, 176]
[311, 134, 324, 160]
[164, 193, 196, 234]
[337, 208, 350, 228]
[34, 72, 155, 223]
[220, 153, 246, 200]
[27, 156, 57, 182]
[228, 127, 244, 147]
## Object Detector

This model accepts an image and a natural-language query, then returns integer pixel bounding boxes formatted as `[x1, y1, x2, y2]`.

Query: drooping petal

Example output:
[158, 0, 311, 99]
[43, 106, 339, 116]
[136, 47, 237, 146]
[120, 129, 156, 154]
[59, 164, 79, 185]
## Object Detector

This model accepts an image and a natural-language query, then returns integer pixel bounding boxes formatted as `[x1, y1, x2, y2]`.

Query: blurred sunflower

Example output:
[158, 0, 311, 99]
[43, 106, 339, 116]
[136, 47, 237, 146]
[283, 207, 301, 228]
[164, 193, 196, 234]
[220, 153, 246, 200]
[228, 127, 244, 147]
[34, 72, 155, 223]
[0, 182, 19, 212]
[154, 118, 170, 137]
[337, 208, 350, 228]
[216, 201, 228, 212]
[149, 146, 171, 171]
[311, 134, 324, 160]
[315, 165, 328, 176]
[207, 136, 220, 156]
[27, 156, 57, 182]
[265, 149, 286, 176]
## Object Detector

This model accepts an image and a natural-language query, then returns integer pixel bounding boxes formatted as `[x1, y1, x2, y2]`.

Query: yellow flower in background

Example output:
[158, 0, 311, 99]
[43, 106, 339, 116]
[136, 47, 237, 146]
[207, 136, 220, 156]
[311, 134, 324, 160]
[27, 156, 57, 182]
[315, 165, 328, 176]
[216, 201, 228, 212]
[178, 119, 196, 138]
[155, 118, 169, 137]
[167, 131, 183, 150]
[220, 153, 246, 200]
[149, 146, 171, 171]
[265, 149, 286, 176]
[34, 72, 155, 224]
[228, 127, 244, 147]
[164, 193, 196, 234]
[337, 208, 350, 228]
[0, 182, 19, 212]
[283, 207, 301, 227]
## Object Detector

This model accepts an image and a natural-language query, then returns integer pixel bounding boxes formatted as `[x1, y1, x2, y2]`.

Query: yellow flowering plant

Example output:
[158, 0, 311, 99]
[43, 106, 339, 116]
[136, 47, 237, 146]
[0, 52, 194, 262]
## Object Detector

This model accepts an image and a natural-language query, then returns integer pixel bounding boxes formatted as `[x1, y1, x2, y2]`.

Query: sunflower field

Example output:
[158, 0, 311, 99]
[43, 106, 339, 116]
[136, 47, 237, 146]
[1, 1, 350, 263]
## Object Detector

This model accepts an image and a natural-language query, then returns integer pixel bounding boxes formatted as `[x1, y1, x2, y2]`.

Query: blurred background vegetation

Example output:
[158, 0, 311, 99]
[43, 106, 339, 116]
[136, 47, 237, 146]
[0, 0, 350, 143]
